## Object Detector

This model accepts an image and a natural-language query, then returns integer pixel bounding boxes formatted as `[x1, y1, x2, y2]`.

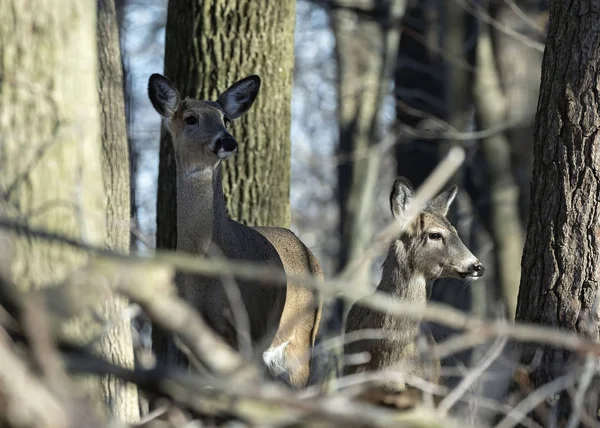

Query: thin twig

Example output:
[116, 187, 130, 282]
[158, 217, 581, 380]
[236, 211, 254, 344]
[437, 336, 508, 415]
[6, 217, 600, 363]
[495, 373, 578, 428]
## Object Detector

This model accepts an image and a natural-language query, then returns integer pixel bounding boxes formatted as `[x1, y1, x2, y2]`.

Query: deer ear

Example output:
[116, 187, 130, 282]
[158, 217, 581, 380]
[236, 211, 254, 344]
[390, 177, 414, 220]
[427, 185, 458, 217]
[148, 73, 180, 119]
[217, 75, 261, 120]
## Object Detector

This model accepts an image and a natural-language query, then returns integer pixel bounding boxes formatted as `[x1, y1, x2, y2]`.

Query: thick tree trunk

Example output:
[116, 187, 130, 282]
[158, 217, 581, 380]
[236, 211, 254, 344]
[155, 0, 296, 366]
[0, 0, 119, 420]
[96, 0, 139, 421]
[516, 0, 600, 422]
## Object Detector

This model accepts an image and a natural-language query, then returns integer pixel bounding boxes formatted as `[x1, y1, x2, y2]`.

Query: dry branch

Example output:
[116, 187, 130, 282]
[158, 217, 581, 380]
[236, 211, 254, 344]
[0, 327, 70, 428]
[2, 216, 600, 361]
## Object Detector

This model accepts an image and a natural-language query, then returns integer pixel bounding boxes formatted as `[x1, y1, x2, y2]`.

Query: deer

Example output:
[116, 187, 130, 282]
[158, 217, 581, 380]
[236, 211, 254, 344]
[343, 177, 484, 406]
[147, 73, 323, 388]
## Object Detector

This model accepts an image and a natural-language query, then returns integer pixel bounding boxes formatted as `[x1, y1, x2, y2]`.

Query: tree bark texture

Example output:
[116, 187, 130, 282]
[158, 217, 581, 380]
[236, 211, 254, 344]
[0, 0, 115, 420]
[516, 0, 600, 421]
[97, 0, 139, 421]
[155, 0, 296, 366]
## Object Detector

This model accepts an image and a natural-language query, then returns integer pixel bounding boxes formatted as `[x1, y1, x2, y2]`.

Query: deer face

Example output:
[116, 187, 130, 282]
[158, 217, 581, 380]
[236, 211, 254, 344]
[148, 73, 260, 175]
[390, 177, 485, 281]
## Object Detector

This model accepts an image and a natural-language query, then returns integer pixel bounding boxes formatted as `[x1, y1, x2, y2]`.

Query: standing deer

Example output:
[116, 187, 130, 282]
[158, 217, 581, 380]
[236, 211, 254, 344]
[148, 73, 322, 387]
[344, 177, 484, 402]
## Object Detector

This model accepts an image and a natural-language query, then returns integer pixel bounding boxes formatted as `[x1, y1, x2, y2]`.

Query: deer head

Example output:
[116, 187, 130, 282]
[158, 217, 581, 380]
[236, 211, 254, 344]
[389, 177, 485, 281]
[148, 73, 261, 175]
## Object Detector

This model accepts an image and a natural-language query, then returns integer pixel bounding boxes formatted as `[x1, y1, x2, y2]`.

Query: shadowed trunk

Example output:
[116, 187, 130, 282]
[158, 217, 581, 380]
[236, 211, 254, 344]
[394, 0, 444, 184]
[516, 0, 600, 423]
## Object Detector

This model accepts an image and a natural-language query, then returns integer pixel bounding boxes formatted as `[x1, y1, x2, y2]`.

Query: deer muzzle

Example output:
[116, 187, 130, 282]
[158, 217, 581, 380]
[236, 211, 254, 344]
[215, 135, 238, 158]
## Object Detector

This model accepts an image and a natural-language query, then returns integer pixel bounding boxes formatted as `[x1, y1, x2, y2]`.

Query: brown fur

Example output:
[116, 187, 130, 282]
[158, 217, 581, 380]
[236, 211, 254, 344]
[344, 178, 484, 401]
[148, 74, 323, 387]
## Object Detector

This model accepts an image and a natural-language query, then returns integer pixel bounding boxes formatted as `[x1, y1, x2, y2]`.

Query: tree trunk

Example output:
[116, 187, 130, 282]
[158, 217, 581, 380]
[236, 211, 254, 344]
[491, 0, 547, 226]
[0, 0, 118, 420]
[154, 0, 296, 365]
[394, 0, 444, 185]
[96, 0, 139, 421]
[516, 0, 600, 422]
[473, 9, 524, 321]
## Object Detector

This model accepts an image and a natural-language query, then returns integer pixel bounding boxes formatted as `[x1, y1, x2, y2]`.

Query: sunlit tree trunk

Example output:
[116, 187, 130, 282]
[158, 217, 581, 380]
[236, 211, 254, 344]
[332, 0, 406, 280]
[97, 0, 139, 421]
[0, 0, 132, 421]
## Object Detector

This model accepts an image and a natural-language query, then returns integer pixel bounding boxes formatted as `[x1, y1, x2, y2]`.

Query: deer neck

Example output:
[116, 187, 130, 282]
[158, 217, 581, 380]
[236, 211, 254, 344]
[377, 245, 428, 303]
[376, 244, 427, 342]
[176, 163, 228, 256]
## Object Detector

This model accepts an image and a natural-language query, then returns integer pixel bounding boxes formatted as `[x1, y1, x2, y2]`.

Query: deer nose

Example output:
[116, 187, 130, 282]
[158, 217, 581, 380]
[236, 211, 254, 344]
[471, 262, 485, 277]
[218, 136, 237, 153]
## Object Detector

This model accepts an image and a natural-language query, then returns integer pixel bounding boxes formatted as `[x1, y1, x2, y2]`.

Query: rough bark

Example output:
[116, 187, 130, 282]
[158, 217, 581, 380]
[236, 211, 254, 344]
[0, 0, 113, 420]
[516, 0, 600, 422]
[96, 0, 139, 421]
[155, 0, 296, 367]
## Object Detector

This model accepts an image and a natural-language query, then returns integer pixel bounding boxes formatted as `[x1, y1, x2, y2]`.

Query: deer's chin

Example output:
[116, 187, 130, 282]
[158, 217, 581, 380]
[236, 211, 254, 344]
[216, 147, 236, 159]
[458, 271, 480, 281]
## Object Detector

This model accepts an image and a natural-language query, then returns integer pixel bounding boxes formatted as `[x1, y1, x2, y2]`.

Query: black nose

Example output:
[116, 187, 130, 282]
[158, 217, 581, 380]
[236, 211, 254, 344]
[219, 136, 237, 152]
[471, 263, 485, 277]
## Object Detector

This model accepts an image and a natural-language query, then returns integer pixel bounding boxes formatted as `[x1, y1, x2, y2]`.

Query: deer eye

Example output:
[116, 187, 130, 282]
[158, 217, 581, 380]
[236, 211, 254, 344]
[184, 116, 198, 125]
[428, 232, 443, 241]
